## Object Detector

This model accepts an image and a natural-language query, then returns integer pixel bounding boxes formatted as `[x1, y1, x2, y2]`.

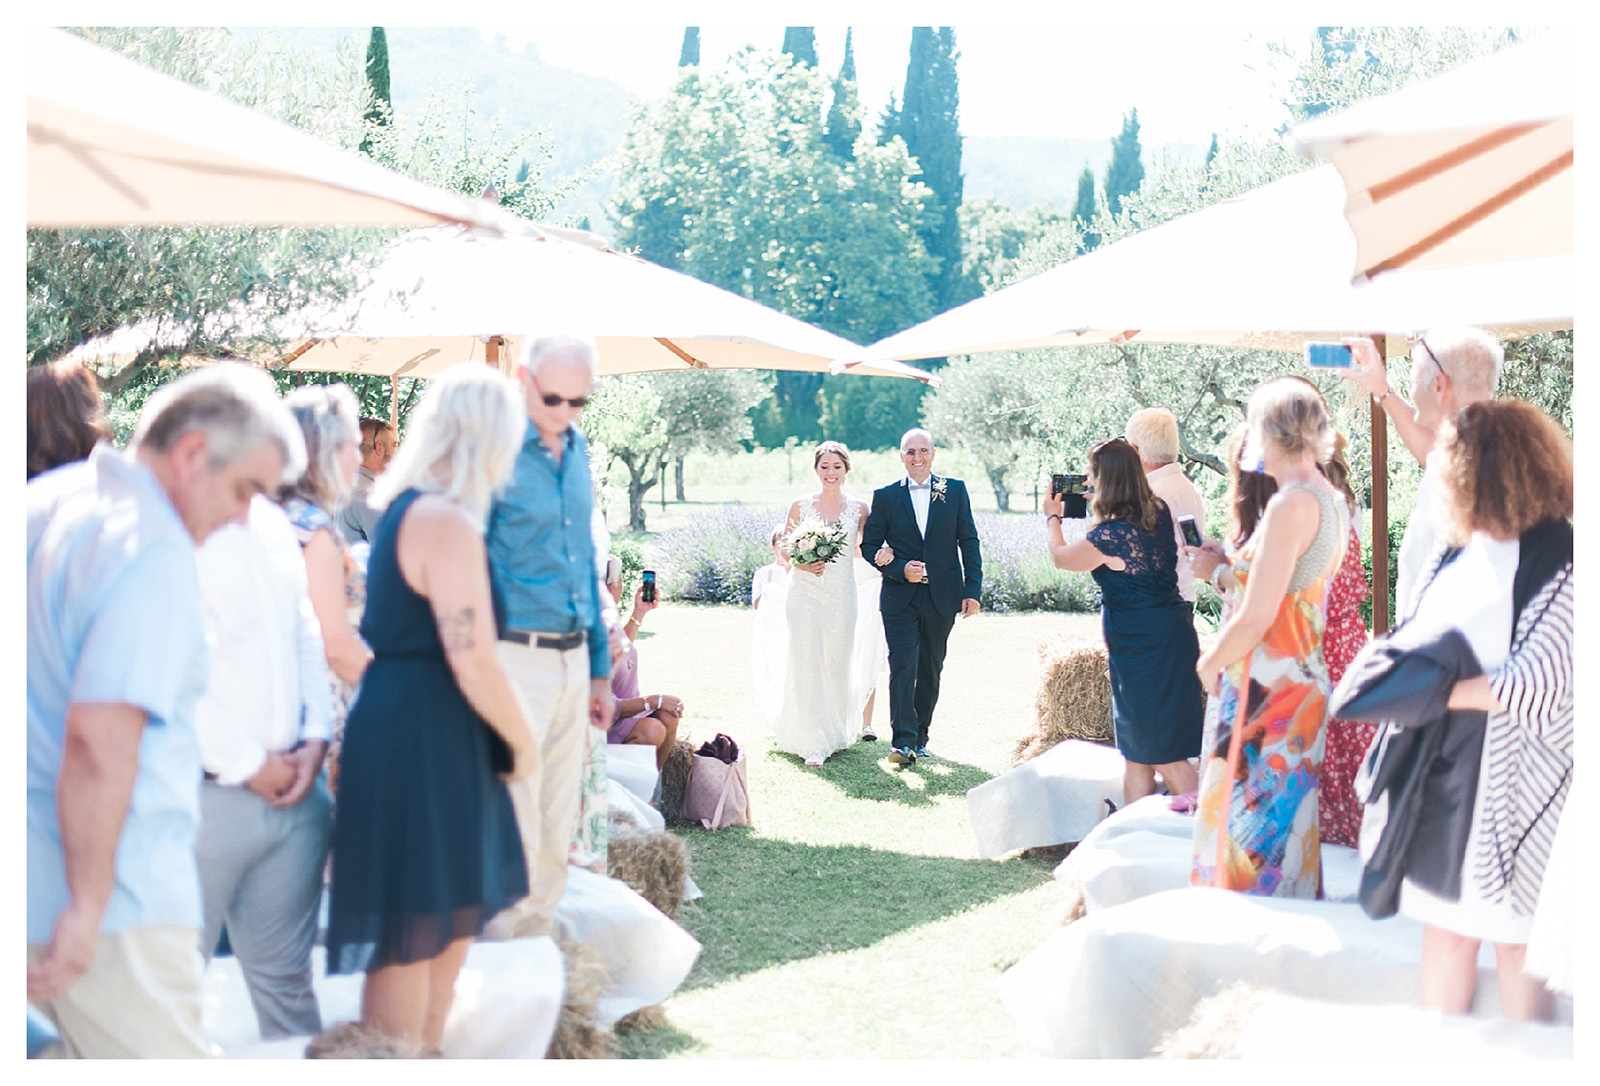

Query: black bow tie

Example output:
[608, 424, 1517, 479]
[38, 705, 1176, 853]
[909, 481, 931, 490]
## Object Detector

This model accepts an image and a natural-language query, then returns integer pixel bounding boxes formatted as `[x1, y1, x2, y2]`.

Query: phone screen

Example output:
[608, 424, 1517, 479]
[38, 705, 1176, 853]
[1177, 516, 1203, 548]
[641, 569, 657, 602]
[1305, 342, 1354, 368]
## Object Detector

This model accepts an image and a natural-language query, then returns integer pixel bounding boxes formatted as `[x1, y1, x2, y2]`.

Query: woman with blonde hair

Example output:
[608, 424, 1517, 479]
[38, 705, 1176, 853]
[1190, 376, 1347, 898]
[280, 384, 373, 786]
[323, 365, 536, 1053]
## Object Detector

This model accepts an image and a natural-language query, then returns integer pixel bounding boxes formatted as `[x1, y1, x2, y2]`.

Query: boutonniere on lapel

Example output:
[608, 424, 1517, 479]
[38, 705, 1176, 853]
[931, 476, 948, 503]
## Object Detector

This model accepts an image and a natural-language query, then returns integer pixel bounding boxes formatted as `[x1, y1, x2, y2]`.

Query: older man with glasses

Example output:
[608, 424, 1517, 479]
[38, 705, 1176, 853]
[480, 335, 613, 941]
[1341, 327, 1503, 618]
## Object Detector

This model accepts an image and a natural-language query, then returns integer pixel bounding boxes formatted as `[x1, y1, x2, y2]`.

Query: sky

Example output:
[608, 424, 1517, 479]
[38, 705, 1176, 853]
[488, 24, 1317, 146]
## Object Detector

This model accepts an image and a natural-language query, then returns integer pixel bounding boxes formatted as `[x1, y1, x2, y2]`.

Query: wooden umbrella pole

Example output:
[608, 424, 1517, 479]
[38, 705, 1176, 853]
[1370, 333, 1390, 634]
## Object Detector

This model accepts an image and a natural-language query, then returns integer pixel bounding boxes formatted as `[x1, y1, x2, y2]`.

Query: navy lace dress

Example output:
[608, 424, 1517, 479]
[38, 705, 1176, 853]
[325, 488, 527, 974]
[1086, 504, 1205, 765]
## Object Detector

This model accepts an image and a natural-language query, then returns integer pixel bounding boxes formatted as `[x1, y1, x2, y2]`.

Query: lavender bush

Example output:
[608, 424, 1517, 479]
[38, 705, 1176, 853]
[973, 512, 1099, 613]
[656, 505, 785, 604]
[654, 505, 1098, 613]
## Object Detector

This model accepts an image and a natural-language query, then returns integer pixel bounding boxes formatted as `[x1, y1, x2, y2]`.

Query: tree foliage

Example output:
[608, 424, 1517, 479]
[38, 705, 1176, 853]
[823, 28, 862, 161]
[359, 27, 391, 155]
[781, 27, 818, 68]
[610, 49, 938, 449]
[1103, 108, 1145, 217]
[1071, 166, 1099, 250]
[898, 27, 965, 310]
[678, 27, 700, 68]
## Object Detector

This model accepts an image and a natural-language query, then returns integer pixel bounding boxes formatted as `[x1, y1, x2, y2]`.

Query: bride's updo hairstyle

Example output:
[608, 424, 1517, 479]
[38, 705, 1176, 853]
[813, 440, 851, 472]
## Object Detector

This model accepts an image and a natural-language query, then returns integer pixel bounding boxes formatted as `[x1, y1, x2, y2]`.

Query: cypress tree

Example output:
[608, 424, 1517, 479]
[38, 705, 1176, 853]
[679, 27, 700, 68]
[1205, 133, 1219, 170]
[1072, 166, 1099, 251]
[1103, 108, 1145, 217]
[899, 27, 965, 309]
[823, 28, 861, 159]
[359, 27, 391, 157]
[781, 27, 818, 68]
[878, 90, 901, 145]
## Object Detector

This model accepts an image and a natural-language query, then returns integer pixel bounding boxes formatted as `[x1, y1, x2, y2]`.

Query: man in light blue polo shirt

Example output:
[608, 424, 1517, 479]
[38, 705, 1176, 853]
[482, 335, 613, 940]
[26, 363, 304, 1058]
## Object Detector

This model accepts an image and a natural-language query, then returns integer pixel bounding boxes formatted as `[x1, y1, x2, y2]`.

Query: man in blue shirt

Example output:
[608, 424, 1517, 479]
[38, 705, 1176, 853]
[27, 363, 304, 1058]
[483, 335, 614, 940]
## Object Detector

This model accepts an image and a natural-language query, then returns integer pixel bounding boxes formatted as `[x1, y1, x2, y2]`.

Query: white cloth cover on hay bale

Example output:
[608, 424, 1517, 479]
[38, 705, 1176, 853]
[998, 886, 1563, 1059]
[1052, 794, 1364, 915]
[1233, 992, 1572, 1059]
[965, 739, 1125, 858]
[554, 866, 701, 1027]
[207, 938, 563, 1058]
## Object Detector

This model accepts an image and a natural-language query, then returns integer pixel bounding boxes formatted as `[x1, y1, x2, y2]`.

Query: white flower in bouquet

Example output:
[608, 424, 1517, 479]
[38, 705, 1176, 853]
[786, 517, 850, 566]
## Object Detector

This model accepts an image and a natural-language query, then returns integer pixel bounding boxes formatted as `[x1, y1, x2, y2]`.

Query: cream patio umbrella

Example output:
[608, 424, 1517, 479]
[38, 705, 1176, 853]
[853, 164, 1571, 631]
[27, 27, 540, 235]
[856, 165, 1570, 365]
[1291, 36, 1571, 283]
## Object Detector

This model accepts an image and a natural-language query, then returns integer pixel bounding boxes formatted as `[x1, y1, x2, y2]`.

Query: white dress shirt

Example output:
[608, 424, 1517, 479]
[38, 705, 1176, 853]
[1395, 456, 1439, 621]
[193, 495, 332, 785]
[1145, 462, 1206, 603]
[906, 475, 932, 537]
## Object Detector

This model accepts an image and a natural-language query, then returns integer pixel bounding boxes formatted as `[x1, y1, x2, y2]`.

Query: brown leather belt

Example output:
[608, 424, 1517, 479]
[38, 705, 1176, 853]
[501, 629, 585, 650]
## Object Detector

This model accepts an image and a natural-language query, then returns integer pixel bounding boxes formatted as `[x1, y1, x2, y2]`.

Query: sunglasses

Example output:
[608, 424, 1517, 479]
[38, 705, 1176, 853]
[1415, 337, 1448, 382]
[530, 374, 589, 408]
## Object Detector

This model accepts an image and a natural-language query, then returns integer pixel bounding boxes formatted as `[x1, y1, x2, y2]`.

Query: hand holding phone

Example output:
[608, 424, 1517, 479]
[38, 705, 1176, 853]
[641, 569, 657, 603]
[1177, 515, 1203, 549]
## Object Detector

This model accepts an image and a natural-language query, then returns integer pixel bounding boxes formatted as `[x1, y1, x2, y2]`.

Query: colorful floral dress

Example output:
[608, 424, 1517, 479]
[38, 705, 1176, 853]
[1191, 483, 1343, 898]
[1317, 524, 1376, 848]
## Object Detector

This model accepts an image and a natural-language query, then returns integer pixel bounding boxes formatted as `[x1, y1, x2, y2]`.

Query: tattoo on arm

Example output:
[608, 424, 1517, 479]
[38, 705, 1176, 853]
[439, 607, 476, 653]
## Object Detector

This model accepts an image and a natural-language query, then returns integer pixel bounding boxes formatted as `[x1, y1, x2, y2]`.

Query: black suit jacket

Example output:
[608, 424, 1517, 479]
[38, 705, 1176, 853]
[860, 475, 982, 618]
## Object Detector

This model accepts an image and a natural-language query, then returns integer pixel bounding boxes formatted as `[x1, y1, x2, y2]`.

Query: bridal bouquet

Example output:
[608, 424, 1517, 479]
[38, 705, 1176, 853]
[786, 518, 850, 566]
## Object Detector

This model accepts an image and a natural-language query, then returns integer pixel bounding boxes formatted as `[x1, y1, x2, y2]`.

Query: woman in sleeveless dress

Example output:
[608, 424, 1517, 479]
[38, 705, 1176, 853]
[1191, 377, 1346, 899]
[770, 441, 885, 767]
[1044, 438, 1204, 803]
[323, 366, 536, 1052]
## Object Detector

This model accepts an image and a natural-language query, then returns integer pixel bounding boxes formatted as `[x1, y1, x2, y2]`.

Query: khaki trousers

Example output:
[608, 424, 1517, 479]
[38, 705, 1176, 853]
[27, 925, 209, 1058]
[483, 639, 591, 940]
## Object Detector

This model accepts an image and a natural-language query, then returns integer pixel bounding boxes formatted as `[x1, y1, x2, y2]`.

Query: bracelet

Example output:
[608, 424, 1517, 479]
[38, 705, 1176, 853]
[1375, 388, 1392, 405]
[1211, 564, 1229, 590]
[1046, 514, 1062, 524]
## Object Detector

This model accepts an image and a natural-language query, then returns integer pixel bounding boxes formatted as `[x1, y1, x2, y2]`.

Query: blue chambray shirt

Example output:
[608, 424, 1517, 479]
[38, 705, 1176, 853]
[27, 447, 210, 944]
[485, 424, 611, 679]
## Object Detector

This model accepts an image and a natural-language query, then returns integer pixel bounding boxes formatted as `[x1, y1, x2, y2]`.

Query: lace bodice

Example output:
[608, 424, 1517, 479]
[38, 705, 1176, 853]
[799, 494, 866, 545]
[1086, 503, 1184, 611]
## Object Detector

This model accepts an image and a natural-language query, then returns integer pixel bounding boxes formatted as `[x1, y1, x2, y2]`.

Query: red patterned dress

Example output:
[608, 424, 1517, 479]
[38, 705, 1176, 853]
[1317, 524, 1375, 848]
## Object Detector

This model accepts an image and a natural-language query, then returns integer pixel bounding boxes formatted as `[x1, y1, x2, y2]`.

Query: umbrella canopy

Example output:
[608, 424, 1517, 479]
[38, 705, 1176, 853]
[1292, 37, 1571, 283]
[62, 227, 936, 384]
[27, 27, 539, 234]
[856, 165, 1570, 365]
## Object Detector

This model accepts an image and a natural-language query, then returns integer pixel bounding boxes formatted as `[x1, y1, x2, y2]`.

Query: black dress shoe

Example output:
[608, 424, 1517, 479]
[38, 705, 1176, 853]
[887, 746, 916, 765]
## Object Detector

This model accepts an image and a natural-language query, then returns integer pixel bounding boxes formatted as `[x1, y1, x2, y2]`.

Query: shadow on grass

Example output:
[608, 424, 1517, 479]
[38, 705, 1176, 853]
[664, 833, 1052, 990]
[616, 1019, 702, 1059]
[765, 742, 995, 807]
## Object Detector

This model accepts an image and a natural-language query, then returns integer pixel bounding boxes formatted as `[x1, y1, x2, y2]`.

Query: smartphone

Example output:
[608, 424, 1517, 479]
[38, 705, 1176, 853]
[1177, 514, 1203, 549]
[1050, 473, 1089, 499]
[1305, 341, 1354, 368]
[641, 569, 657, 603]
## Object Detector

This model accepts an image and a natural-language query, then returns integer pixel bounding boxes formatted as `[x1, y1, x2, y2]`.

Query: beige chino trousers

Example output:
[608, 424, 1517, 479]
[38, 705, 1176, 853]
[483, 639, 592, 940]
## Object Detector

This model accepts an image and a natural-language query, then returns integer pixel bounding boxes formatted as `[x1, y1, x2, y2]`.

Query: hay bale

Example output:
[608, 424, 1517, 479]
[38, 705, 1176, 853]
[305, 1020, 432, 1059]
[607, 812, 691, 921]
[1015, 636, 1115, 764]
[1149, 982, 1269, 1059]
[546, 935, 616, 1059]
[614, 1005, 666, 1033]
[658, 736, 696, 823]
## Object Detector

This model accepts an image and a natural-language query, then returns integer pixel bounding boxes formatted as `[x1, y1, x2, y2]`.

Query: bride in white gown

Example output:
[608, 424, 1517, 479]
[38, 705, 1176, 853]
[761, 441, 886, 767]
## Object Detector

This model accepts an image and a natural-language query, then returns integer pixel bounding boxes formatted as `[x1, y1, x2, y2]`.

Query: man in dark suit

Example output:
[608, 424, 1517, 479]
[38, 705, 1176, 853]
[860, 428, 982, 765]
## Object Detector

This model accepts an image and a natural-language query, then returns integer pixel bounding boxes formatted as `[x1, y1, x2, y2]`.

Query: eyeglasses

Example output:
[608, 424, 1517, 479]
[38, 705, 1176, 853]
[1415, 337, 1448, 382]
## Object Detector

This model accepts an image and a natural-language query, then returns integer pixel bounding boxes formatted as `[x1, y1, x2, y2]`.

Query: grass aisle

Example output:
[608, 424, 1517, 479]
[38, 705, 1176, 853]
[617, 603, 1104, 1059]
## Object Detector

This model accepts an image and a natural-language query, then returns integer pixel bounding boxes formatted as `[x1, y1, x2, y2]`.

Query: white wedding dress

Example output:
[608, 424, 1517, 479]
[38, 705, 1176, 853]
[756, 496, 886, 764]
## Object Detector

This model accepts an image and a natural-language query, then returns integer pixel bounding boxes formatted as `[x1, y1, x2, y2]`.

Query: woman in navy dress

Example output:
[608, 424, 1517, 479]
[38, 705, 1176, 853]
[324, 366, 536, 1052]
[1044, 438, 1204, 804]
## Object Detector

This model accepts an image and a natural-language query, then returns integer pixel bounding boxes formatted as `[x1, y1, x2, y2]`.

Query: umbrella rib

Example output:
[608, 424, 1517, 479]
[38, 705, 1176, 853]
[654, 338, 708, 369]
[1361, 147, 1573, 279]
[1362, 121, 1548, 205]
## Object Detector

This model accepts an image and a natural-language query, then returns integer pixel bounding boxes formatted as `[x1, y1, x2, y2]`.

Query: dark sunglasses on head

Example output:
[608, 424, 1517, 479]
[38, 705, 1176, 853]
[1415, 337, 1448, 381]
[539, 391, 589, 408]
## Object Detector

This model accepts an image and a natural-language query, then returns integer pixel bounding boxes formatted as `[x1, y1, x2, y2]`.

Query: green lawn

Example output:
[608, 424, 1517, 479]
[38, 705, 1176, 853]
[614, 602, 1104, 1059]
